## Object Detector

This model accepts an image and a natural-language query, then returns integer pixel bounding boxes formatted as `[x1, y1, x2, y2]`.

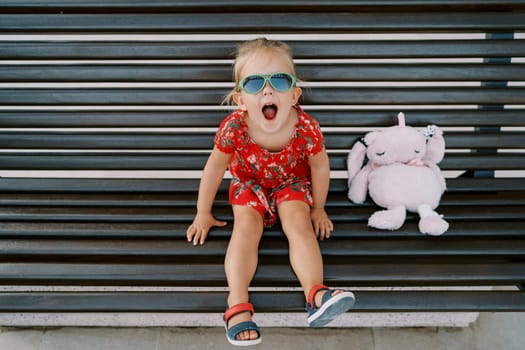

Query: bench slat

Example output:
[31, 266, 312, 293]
[3, 41, 525, 60]
[1, 237, 524, 259]
[1, 220, 524, 238]
[3, 64, 525, 83]
[0, 204, 523, 221]
[0, 0, 523, 12]
[2, 12, 524, 32]
[1, 110, 524, 128]
[0, 290, 523, 312]
[1, 190, 524, 207]
[2, 87, 524, 105]
[1, 178, 524, 192]
[0, 262, 523, 286]
[1, 131, 523, 150]
[1, 153, 523, 171]
[1, 0, 523, 11]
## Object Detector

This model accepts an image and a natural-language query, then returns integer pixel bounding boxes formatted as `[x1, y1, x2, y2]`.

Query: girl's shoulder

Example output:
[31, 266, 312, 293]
[296, 107, 322, 133]
[294, 106, 325, 155]
[215, 109, 247, 153]
[219, 109, 245, 131]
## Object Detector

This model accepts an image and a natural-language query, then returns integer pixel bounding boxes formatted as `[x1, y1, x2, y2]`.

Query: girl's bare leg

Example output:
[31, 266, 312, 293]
[278, 201, 342, 306]
[224, 205, 264, 341]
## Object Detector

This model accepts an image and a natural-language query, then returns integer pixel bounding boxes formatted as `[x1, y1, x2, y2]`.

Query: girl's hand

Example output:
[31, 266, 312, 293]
[310, 208, 334, 240]
[186, 212, 227, 246]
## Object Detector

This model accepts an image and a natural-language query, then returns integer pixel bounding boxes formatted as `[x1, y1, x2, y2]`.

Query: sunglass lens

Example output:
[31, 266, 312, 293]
[270, 73, 294, 92]
[242, 76, 265, 94]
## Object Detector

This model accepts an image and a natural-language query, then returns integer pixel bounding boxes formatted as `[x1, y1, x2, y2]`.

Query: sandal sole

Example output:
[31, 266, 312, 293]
[307, 291, 355, 327]
[224, 322, 262, 347]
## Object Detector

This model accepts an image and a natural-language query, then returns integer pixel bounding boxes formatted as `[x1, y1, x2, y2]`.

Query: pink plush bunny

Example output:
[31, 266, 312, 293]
[347, 112, 449, 235]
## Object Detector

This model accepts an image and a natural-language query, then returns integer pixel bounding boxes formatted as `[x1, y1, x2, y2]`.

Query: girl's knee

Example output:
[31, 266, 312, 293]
[232, 205, 264, 237]
[278, 201, 314, 235]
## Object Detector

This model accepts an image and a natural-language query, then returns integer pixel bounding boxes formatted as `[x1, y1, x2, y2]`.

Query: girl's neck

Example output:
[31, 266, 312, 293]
[245, 109, 299, 153]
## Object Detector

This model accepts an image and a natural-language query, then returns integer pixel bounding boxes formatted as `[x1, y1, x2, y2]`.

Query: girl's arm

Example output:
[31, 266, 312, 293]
[186, 146, 232, 245]
[308, 148, 334, 240]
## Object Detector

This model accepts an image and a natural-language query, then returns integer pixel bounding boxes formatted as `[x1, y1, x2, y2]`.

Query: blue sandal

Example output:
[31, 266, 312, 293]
[306, 284, 356, 327]
[223, 302, 262, 347]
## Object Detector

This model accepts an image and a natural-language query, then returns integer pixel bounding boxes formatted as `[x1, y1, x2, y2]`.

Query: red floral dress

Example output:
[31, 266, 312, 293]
[214, 105, 325, 227]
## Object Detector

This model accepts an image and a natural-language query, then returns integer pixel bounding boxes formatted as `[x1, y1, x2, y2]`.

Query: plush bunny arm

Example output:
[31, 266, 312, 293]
[347, 139, 367, 181]
[348, 164, 372, 203]
[424, 161, 447, 192]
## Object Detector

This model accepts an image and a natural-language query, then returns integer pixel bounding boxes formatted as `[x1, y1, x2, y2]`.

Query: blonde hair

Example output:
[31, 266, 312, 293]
[223, 37, 297, 105]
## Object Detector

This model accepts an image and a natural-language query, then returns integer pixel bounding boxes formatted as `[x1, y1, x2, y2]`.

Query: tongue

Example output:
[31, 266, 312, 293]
[262, 105, 277, 120]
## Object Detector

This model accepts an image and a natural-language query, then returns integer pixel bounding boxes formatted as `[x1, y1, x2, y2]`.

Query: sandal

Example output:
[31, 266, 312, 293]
[306, 284, 355, 327]
[223, 302, 262, 347]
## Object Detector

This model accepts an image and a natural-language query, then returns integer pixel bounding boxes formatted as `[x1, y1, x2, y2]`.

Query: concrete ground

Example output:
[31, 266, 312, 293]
[0, 312, 523, 350]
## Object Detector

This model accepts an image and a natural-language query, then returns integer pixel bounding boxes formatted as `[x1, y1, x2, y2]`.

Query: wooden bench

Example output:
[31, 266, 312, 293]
[0, 0, 524, 325]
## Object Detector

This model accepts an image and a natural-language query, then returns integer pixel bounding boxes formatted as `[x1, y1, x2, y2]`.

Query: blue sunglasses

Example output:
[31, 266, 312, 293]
[237, 72, 297, 94]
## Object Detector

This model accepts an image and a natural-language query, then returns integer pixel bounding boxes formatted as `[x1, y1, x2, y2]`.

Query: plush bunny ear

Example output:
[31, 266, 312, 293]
[397, 112, 406, 128]
[423, 125, 446, 163]
[347, 131, 378, 180]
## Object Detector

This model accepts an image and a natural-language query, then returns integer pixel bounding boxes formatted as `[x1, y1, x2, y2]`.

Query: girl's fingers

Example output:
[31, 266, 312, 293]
[193, 230, 202, 246]
[320, 221, 333, 240]
[186, 225, 195, 242]
[215, 220, 228, 227]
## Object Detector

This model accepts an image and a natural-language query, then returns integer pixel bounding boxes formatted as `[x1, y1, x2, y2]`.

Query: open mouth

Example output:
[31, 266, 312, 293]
[262, 104, 278, 121]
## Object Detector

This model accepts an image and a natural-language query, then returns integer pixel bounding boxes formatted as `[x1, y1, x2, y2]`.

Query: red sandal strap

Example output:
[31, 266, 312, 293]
[307, 284, 330, 309]
[223, 302, 255, 323]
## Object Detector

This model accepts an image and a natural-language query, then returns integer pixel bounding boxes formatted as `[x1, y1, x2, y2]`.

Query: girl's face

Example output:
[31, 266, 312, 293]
[233, 50, 302, 134]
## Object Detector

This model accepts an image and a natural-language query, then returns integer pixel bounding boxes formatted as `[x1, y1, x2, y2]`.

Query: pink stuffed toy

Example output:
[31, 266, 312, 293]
[347, 112, 449, 236]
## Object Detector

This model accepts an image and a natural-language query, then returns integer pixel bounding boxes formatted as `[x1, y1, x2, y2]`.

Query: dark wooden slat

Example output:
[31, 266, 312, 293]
[299, 64, 525, 82]
[327, 191, 525, 207]
[0, 111, 228, 128]
[1, 220, 524, 238]
[0, 153, 211, 170]
[1, 189, 523, 207]
[1, 131, 522, 150]
[336, 178, 525, 192]
[305, 87, 525, 105]
[343, 291, 525, 312]
[0, 192, 210, 207]
[0, 178, 210, 192]
[0, 110, 524, 128]
[0, 203, 523, 222]
[339, 131, 525, 149]
[0, 222, 200, 238]
[1, 12, 524, 33]
[1, 237, 523, 259]
[0, 206, 203, 222]
[0, 64, 233, 83]
[432, 191, 525, 206]
[332, 153, 525, 171]
[2, 87, 524, 105]
[0, 263, 523, 286]
[0, 152, 523, 170]
[1, 177, 524, 193]
[1, 0, 524, 12]
[313, 109, 524, 128]
[0, 290, 524, 312]
[0, 220, 525, 240]
[3, 40, 525, 59]
[0, 132, 217, 150]
[0, 88, 228, 105]
[4, 63, 525, 82]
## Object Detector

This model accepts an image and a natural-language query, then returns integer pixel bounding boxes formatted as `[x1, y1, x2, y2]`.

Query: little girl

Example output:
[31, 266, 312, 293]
[186, 37, 355, 347]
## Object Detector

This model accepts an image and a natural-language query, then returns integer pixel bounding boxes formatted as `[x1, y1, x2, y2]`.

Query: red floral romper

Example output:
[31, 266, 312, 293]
[214, 105, 325, 227]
